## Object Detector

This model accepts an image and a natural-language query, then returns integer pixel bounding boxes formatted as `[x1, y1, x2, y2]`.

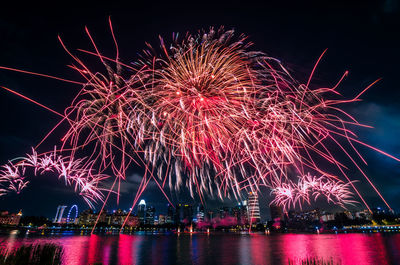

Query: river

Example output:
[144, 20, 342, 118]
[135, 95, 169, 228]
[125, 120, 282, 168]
[1, 231, 399, 264]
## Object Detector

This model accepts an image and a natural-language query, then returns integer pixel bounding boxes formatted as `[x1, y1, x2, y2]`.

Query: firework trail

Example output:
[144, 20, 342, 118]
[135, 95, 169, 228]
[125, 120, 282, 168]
[0, 24, 398, 219]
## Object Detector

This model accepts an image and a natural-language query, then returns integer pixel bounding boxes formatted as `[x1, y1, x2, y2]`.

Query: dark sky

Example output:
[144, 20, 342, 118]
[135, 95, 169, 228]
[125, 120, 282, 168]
[0, 0, 399, 221]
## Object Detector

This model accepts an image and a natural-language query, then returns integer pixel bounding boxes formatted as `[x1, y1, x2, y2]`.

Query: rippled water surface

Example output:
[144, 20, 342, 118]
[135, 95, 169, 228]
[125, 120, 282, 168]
[1, 231, 399, 265]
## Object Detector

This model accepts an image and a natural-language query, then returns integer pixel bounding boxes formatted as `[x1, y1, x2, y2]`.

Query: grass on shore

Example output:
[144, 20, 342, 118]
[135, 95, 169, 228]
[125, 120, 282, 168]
[0, 243, 63, 265]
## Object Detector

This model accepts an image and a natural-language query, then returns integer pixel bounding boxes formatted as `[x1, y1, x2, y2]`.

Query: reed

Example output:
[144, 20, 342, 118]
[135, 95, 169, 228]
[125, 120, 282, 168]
[0, 243, 63, 265]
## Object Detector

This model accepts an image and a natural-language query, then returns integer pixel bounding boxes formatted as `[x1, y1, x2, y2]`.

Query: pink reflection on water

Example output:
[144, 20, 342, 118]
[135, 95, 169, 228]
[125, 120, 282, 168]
[338, 233, 391, 265]
[279, 233, 394, 265]
[280, 234, 310, 260]
[251, 234, 271, 264]
[118, 234, 141, 265]
[87, 234, 101, 265]
[61, 237, 88, 265]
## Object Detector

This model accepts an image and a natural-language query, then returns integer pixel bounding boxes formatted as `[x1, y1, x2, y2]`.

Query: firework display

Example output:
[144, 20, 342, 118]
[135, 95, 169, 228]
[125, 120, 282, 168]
[0, 25, 397, 216]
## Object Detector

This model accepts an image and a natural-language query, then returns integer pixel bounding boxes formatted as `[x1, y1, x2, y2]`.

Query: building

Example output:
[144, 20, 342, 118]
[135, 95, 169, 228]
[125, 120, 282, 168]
[166, 204, 174, 224]
[233, 203, 248, 225]
[158, 214, 166, 225]
[247, 192, 261, 223]
[175, 204, 193, 224]
[0, 210, 22, 226]
[195, 205, 205, 223]
[354, 210, 372, 220]
[138, 199, 146, 225]
[219, 207, 231, 219]
[110, 209, 126, 226]
[270, 204, 284, 221]
[320, 212, 335, 222]
[145, 206, 156, 225]
[78, 209, 97, 226]
[125, 215, 140, 227]
[53, 205, 67, 223]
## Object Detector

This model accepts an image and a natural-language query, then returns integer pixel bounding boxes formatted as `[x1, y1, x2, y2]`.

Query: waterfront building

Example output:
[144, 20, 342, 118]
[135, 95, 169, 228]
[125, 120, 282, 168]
[166, 204, 174, 224]
[125, 215, 139, 227]
[158, 214, 166, 225]
[233, 203, 248, 225]
[175, 204, 193, 224]
[53, 205, 67, 223]
[0, 210, 22, 226]
[354, 210, 372, 220]
[270, 204, 284, 221]
[138, 199, 146, 224]
[78, 209, 97, 226]
[110, 209, 126, 226]
[146, 206, 156, 225]
[247, 192, 261, 223]
[320, 212, 335, 222]
[195, 205, 205, 223]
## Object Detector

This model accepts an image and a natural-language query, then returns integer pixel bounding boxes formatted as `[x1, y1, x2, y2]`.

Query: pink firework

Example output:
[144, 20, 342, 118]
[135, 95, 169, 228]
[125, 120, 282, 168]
[0, 148, 108, 208]
[0, 23, 398, 222]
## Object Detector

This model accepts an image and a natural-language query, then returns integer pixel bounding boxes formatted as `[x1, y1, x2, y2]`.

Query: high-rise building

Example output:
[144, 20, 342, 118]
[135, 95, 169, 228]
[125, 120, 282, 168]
[158, 214, 166, 225]
[195, 205, 205, 223]
[233, 203, 248, 225]
[175, 204, 193, 224]
[145, 206, 156, 225]
[166, 204, 174, 224]
[270, 204, 284, 221]
[138, 199, 146, 224]
[54, 205, 67, 223]
[219, 207, 231, 219]
[247, 192, 261, 223]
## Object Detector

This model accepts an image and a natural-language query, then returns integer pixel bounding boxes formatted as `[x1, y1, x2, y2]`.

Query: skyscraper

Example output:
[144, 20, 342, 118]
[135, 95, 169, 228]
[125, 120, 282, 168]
[175, 204, 193, 224]
[247, 192, 261, 223]
[145, 206, 156, 225]
[195, 205, 205, 223]
[233, 202, 248, 225]
[138, 199, 146, 224]
[270, 204, 284, 221]
[166, 203, 174, 224]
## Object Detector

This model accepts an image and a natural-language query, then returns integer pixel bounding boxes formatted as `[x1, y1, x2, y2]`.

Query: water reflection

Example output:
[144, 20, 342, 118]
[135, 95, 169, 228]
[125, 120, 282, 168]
[0, 232, 399, 265]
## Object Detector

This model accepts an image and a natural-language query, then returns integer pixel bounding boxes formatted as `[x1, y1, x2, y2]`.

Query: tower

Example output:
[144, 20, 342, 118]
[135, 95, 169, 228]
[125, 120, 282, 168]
[247, 192, 261, 223]
[138, 199, 146, 224]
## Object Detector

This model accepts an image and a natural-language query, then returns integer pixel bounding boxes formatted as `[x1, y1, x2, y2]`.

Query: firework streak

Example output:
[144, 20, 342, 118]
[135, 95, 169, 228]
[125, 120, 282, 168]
[1, 24, 398, 226]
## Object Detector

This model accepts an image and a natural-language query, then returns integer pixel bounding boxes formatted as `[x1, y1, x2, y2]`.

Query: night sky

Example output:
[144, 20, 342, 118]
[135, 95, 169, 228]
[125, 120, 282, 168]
[0, 1, 399, 221]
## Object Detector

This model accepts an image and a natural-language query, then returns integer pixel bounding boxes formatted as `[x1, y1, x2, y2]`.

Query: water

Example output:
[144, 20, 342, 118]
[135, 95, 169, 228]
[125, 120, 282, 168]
[1, 231, 400, 265]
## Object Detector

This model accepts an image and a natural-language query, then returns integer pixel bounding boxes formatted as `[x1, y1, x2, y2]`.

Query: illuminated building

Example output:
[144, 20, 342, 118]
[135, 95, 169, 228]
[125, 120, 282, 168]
[138, 199, 146, 224]
[270, 204, 284, 220]
[196, 205, 205, 222]
[78, 209, 96, 226]
[175, 204, 193, 224]
[53, 205, 67, 223]
[247, 192, 261, 223]
[158, 214, 166, 225]
[233, 202, 248, 225]
[166, 204, 174, 224]
[0, 210, 22, 226]
[145, 206, 156, 225]
[125, 215, 140, 227]
[110, 209, 125, 226]
[320, 213, 335, 222]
